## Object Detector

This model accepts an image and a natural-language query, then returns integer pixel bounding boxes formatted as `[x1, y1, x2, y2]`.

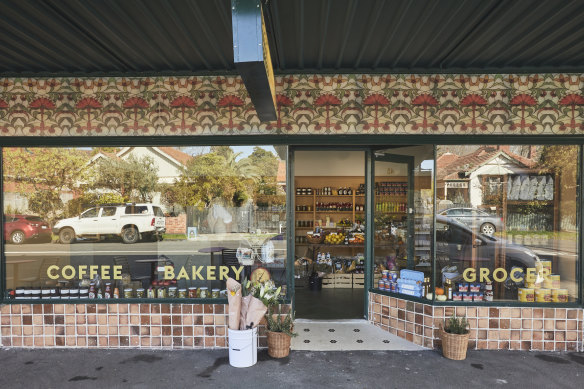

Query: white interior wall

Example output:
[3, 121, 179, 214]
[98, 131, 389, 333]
[295, 146, 433, 177]
[295, 151, 365, 176]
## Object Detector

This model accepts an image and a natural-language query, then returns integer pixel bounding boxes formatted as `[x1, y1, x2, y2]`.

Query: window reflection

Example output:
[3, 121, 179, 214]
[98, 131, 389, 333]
[437, 145, 579, 303]
[3, 146, 287, 300]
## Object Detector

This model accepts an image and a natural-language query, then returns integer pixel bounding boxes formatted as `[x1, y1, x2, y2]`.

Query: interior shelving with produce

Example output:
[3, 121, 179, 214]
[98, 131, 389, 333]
[294, 176, 367, 288]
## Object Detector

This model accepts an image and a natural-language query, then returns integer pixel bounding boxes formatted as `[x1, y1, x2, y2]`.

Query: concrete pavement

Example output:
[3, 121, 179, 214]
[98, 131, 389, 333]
[0, 348, 582, 389]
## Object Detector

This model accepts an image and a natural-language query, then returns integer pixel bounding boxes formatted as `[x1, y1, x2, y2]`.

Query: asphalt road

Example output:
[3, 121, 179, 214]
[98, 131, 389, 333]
[5, 239, 240, 256]
[0, 348, 582, 389]
[4, 238, 289, 289]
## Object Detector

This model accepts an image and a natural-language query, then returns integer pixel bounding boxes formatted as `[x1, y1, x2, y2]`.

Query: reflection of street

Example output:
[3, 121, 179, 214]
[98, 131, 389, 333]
[521, 240, 579, 296]
[5, 238, 286, 256]
[5, 236, 287, 289]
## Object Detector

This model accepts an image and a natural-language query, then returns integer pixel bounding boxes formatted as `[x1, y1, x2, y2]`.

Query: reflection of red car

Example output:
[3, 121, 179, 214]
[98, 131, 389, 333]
[3, 214, 52, 244]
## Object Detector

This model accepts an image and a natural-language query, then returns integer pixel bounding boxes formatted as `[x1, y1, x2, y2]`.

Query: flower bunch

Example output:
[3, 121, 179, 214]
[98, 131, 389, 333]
[245, 279, 281, 307]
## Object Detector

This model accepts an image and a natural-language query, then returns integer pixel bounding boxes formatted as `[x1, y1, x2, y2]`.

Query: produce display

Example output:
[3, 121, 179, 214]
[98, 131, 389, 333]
[325, 232, 345, 244]
[349, 233, 364, 245]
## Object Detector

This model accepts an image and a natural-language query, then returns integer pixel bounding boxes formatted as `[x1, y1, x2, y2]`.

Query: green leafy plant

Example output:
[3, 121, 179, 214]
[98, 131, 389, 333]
[444, 314, 469, 335]
[265, 307, 297, 337]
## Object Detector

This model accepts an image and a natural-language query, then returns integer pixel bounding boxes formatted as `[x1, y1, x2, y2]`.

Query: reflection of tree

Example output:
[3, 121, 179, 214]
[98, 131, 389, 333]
[92, 155, 158, 202]
[161, 151, 248, 210]
[536, 145, 578, 226]
[3, 148, 89, 222]
[65, 192, 125, 217]
[537, 146, 578, 187]
[162, 146, 281, 211]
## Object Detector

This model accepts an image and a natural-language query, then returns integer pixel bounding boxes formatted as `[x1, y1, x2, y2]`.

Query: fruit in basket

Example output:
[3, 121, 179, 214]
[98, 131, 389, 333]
[338, 218, 352, 227]
[350, 233, 365, 244]
[325, 233, 345, 244]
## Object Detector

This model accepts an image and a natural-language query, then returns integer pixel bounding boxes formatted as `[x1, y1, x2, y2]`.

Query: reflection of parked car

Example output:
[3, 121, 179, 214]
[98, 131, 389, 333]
[4, 214, 52, 244]
[52, 204, 166, 244]
[439, 207, 503, 235]
[436, 215, 539, 275]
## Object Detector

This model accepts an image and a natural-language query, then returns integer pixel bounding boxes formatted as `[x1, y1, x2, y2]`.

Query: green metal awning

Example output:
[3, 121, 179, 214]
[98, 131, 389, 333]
[1, 0, 583, 76]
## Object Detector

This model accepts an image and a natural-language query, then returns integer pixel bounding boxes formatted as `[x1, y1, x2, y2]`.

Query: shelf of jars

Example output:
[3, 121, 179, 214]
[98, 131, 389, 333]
[295, 185, 371, 260]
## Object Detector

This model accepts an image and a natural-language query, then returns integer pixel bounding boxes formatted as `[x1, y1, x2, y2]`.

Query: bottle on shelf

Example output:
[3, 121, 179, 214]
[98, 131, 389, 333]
[444, 279, 453, 300]
[423, 277, 431, 299]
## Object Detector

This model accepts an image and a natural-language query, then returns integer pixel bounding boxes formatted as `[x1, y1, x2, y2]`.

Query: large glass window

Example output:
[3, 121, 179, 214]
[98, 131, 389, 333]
[3, 146, 287, 301]
[437, 145, 579, 303]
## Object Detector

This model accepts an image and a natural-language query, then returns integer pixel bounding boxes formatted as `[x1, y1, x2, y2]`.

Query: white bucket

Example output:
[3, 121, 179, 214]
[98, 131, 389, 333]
[228, 327, 258, 368]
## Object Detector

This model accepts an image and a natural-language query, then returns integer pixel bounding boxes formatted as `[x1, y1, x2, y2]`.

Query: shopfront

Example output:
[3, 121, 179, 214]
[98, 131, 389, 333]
[0, 74, 582, 352]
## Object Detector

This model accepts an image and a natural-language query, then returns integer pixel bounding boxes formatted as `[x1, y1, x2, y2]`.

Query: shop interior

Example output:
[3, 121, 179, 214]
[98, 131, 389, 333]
[293, 146, 434, 319]
[294, 150, 367, 319]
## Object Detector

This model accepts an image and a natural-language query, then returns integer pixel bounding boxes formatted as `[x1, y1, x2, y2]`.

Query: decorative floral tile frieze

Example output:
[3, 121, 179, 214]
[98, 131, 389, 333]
[0, 74, 582, 136]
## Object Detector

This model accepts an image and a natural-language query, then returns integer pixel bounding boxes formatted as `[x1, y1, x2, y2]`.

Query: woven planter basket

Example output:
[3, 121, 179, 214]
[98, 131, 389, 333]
[267, 331, 291, 358]
[441, 328, 470, 360]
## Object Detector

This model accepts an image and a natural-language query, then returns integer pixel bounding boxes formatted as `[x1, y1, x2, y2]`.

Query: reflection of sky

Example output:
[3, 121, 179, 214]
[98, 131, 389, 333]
[181, 145, 276, 160]
[231, 146, 277, 160]
[420, 160, 434, 170]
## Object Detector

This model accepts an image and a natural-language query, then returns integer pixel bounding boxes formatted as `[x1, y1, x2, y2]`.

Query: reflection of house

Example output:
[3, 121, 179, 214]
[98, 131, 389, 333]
[88, 146, 193, 210]
[277, 160, 286, 190]
[90, 146, 193, 184]
[437, 146, 538, 209]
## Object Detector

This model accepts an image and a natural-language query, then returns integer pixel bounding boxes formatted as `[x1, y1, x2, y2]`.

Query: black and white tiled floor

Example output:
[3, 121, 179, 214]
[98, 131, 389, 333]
[291, 320, 425, 351]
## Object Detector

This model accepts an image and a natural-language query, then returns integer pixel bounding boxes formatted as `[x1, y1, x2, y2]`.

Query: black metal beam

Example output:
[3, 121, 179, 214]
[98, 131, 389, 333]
[232, 0, 277, 122]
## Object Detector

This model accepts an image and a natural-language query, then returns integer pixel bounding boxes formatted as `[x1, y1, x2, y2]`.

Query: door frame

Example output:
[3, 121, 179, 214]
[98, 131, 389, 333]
[371, 152, 416, 269]
[290, 146, 421, 319]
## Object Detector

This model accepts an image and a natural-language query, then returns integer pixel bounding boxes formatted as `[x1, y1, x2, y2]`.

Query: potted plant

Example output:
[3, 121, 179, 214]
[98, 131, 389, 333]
[441, 314, 470, 360]
[265, 307, 297, 358]
[244, 279, 297, 358]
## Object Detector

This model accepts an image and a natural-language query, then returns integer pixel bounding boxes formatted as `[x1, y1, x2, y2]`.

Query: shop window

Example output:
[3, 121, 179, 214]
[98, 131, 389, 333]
[2, 146, 287, 301]
[437, 145, 579, 304]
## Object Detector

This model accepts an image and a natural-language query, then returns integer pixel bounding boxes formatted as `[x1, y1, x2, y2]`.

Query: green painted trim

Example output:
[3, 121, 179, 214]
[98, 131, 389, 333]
[2, 298, 228, 305]
[273, 69, 584, 76]
[365, 149, 374, 318]
[2, 135, 584, 148]
[432, 145, 437, 304]
[432, 300, 580, 308]
[0, 297, 293, 305]
[287, 146, 295, 306]
[371, 289, 430, 305]
[370, 290, 580, 308]
[0, 149, 4, 302]
[580, 145, 584, 305]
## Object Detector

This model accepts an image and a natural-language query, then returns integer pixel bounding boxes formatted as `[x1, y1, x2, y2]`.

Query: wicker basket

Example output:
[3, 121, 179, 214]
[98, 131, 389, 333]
[441, 326, 470, 360]
[267, 331, 291, 358]
[306, 234, 325, 244]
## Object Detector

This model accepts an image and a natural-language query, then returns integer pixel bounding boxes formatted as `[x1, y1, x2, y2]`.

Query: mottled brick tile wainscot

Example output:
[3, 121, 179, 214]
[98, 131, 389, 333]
[0, 303, 291, 349]
[369, 292, 584, 352]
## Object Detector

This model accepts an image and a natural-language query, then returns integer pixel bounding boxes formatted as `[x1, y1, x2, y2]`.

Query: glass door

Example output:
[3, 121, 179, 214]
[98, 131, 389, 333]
[369, 146, 435, 296]
[373, 153, 415, 280]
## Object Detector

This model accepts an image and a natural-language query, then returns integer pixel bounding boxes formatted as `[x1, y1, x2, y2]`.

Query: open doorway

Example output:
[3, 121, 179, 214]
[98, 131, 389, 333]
[293, 150, 366, 319]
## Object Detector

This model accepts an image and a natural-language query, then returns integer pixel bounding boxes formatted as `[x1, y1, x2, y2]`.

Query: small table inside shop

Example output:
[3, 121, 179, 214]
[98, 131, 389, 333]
[198, 247, 226, 289]
[134, 258, 171, 283]
[5, 258, 38, 286]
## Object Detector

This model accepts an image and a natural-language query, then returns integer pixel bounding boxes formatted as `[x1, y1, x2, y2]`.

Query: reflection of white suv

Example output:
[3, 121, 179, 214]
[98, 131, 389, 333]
[53, 204, 166, 244]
